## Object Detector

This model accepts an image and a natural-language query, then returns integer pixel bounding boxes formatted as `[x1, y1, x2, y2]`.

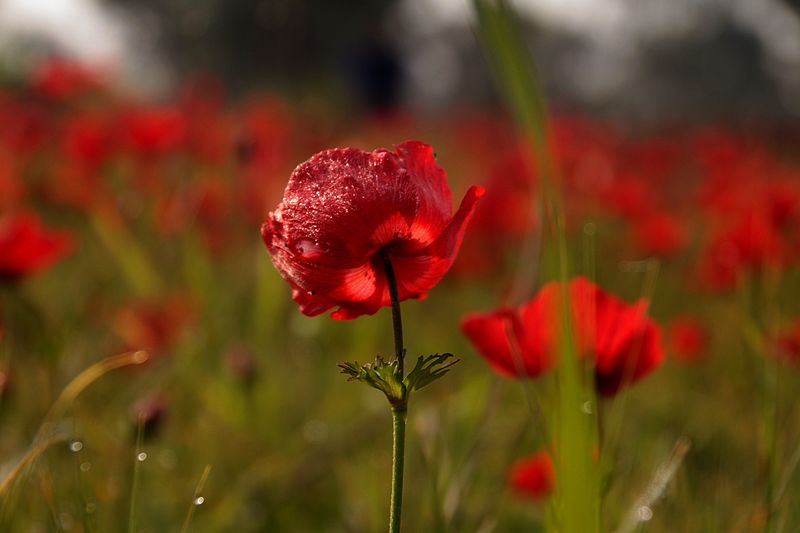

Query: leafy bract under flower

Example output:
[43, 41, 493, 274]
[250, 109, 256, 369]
[461, 277, 663, 396]
[261, 140, 484, 319]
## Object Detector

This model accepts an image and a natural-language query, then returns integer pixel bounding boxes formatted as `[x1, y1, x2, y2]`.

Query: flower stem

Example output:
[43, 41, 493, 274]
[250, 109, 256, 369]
[380, 251, 405, 376]
[380, 251, 407, 533]
[390, 406, 407, 533]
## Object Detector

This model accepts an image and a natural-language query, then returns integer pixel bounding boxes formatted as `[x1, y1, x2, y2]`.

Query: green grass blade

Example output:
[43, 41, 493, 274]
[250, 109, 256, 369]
[473, 2, 600, 531]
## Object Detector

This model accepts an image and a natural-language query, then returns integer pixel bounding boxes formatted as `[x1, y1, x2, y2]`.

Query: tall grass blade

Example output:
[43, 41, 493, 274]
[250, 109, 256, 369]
[1, 349, 151, 499]
[180, 464, 212, 533]
[614, 437, 691, 533]
[473, 1, 600, 531]
[89, 210, 162, 297]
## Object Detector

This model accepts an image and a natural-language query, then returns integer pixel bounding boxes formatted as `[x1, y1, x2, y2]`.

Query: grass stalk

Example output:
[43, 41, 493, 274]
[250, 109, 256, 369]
[473, 1, 600, 530]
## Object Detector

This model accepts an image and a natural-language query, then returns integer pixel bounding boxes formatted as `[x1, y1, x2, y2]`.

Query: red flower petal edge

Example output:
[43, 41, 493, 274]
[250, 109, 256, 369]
[261, 140, 484, 319]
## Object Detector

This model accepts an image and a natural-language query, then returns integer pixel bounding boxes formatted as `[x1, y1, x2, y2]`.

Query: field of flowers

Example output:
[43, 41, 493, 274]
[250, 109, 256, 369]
[2, 6, 800, 532]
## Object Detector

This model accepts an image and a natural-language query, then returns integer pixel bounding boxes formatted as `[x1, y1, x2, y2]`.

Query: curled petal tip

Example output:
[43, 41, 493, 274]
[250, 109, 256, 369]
[470, 185, 487, 199]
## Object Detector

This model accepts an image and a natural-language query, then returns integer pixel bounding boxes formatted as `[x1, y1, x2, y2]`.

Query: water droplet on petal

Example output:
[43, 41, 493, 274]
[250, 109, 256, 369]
[294, 239, 324, 260]
[70, 441, 83, 452]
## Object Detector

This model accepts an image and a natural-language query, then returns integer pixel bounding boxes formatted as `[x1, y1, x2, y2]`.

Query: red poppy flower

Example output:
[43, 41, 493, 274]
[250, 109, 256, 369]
[456, 145, 536, 276]
[508, 450, 555, 501]
[698, 212, 784, 290]
[123, 106, 188, 156]
[0, 211, 73, 279]
[461, 277, 663, 396]
[631, 212, 688, 257]
[113, 295, 195, 355]
[666, 315, 708, 363]
[261, 140, 484, 319]
[30, 58, 101, 100]
[460, 305, 552, 379]
[0, 149, 24, 209]
[61, 113, 115, 171]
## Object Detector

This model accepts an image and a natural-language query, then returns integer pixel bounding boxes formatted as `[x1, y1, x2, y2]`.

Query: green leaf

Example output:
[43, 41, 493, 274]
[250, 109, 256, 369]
[339, 356, 406, 407]
[404, 353, 459, 394]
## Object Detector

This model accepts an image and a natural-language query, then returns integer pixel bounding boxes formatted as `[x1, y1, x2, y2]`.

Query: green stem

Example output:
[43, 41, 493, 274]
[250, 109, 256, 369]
[390, 407, 407, 533]
[380, 251, 405, 376]
[128, 416, 145, 533]
[381, 251, 407, 533]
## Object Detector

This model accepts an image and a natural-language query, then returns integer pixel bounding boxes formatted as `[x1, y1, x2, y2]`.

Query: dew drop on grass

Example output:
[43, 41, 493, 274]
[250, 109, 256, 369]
[581, 401, 593, 414]
[194, 496, 205, 506]
[70, 441, 83, 452]
[80, 462, 91, 472]
[85, 501, 97, 514]
[637, 506, 653, 521]
[137, 452, 148, 462]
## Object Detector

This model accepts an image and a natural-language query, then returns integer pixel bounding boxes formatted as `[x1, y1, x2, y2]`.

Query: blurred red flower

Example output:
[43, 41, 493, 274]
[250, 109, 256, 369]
[632, 212, 688, 257]
[774, 319, 800, 366]
[0, 101, 49, 156]
[0, 211, 73, 279]
[456, 145, 536, 276]
[460, 305, 552, 378]
[602, 175, 653, 220]
[461, 277, 663, 396]
[237, 96, 297, 224]
[30, 58, 101, 101]
[61, 112, 116, 171]
[698, 212, 784, 290]
[261, 140, 484, 319]
[666, 315, 708, 363]
[508, 450, 555, 501]
[113, 295, 195, 355]
[123, 106, 188, 156]
[0, 149, 24, 209]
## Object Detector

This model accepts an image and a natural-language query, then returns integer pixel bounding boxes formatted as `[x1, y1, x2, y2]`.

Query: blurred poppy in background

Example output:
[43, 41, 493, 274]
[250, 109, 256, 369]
[508, 449, 555, 502]
[462, 277, 664, 396]
[0, 211, 73, 280]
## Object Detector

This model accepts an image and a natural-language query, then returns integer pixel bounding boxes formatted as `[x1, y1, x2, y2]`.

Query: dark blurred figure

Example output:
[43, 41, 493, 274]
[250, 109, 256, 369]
[344, 33, 404, 114]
